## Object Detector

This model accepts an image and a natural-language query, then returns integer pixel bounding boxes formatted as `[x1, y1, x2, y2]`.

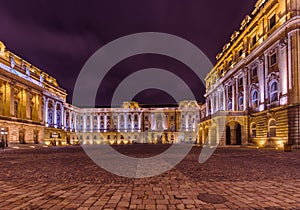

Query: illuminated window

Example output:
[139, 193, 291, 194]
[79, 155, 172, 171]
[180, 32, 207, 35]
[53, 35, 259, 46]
[228, 101, 233, 111]
[269, 14, 276, 30]
[252, 90, 258, 108]
[251, 123, 256, 138]
[238, 97, 244, 111]
[268, 119, 276, 137]
[270, 81, 278, 102]
[270, 53, 277, 66]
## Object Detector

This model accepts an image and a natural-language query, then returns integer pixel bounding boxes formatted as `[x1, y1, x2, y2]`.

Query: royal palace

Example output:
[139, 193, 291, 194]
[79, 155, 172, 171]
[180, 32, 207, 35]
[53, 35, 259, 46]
[1, 0, 300, 148]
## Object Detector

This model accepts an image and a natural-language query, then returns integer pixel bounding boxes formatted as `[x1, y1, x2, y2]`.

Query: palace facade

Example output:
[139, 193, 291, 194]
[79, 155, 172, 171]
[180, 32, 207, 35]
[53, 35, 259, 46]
[1, 0, 300, 148]
[0, 42, 200, 145]
[199, 0, 300, 148]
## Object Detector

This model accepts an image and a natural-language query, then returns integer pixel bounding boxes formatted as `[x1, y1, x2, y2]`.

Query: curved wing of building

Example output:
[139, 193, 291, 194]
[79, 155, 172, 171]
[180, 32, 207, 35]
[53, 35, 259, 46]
[199, 0, 300, 148]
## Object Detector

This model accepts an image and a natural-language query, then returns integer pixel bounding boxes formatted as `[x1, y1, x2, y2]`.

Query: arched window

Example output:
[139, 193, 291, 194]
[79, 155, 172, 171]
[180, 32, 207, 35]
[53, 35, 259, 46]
[268, 119, 276, 137]
[250, 123, 256, 138]
[239, 97, 244, 111]
[252, 90, 258, 108]
[270, 81, 278, 102]
[228, 101, 232, 111]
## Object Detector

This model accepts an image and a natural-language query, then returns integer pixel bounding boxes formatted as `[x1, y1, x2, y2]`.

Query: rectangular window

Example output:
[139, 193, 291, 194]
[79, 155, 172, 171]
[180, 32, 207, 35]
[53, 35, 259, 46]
[228, 85, 232, 93]
[239, 77, 243, 87]
[252, 35, 257, 46]
[252, 67, 257, 78]
[269, 14, 276, 30]
[239, 49, 243, 57]
[270, 53, 277, 66]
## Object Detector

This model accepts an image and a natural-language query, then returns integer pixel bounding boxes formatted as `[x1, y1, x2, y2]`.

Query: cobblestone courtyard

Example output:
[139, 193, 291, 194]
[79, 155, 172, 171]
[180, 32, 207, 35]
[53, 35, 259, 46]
[0, 145, 300, 209]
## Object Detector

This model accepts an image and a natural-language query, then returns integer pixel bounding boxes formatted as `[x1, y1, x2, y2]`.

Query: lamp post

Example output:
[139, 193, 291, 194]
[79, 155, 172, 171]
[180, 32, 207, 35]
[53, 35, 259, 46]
[1, 128, 8, 148]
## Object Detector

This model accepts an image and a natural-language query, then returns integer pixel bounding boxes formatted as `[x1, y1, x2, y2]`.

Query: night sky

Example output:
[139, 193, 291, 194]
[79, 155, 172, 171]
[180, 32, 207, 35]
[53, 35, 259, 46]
[0, 0, 257, 106]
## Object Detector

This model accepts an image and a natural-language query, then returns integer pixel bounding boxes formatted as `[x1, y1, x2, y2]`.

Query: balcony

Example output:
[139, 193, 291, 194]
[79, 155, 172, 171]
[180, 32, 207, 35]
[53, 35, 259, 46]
[201, 110, 247, 122]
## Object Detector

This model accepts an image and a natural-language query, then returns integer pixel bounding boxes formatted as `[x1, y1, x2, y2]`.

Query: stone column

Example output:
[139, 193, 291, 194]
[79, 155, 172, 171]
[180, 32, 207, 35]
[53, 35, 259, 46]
[185, 112, 189, 131]
[232, 79, 236, 111]
[25, 89, 31, 119]
[131, 114, 134, 132]
[97, 114, 100, 132]
[104, 114, 108, 131]
[83, 115, 86, 132]
[216, 91, 220, 112]
[124, 113, 127, 132]
[37, 95, 42, 122]
[54, 102, 57, 128]
[117, 114, 120, 132]
[9, 81, 15, 117]
[60, 103, 64, 129]
[243, 69, 248, 110]
[90, 114, 93, 132]
[74, 113, 77, 132]
[69, 111, 72, 131]
[138, 113, 142, 131]
[44, 97, 48, 125]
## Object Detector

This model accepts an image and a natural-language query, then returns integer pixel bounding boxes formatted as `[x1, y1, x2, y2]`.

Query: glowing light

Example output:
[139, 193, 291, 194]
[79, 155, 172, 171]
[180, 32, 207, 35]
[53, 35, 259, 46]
[258, 140, 266, 147]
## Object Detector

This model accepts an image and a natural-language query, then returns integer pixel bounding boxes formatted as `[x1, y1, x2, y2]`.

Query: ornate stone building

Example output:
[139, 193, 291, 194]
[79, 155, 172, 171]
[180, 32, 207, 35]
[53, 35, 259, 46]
[199, 0, 300, 148]
[65, 101, 200, 145]
[0, 41, 66, 145]
[0, 42, 200, 145]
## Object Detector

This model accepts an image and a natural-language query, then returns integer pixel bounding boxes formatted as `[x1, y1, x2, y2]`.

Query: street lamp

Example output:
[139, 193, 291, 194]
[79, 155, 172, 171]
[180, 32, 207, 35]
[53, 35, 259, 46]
[1, 128, 8, 148]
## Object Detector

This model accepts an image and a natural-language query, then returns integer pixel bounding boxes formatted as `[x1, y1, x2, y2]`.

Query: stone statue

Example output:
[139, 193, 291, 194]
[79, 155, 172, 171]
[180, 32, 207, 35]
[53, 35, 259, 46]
[40, 73, 44, 83]
[26, 66, 30, 77]
[10, 57, 15, 69]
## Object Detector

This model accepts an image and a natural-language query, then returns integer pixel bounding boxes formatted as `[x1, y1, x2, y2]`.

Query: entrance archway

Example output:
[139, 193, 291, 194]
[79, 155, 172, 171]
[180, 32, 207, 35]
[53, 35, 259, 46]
[226, 126, 231, 145]
[235, 124, 242, 145]
[225, 122, 242, 145]
[19, 129, 25, 144]
[33, 130, 39, 144]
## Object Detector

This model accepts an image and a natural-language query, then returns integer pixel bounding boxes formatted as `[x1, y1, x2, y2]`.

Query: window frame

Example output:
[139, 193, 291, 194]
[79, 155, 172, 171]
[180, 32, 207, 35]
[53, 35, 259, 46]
[269, 14, 276, 30]
[270, 81, 279, 103]
[252, 90, 259, 108]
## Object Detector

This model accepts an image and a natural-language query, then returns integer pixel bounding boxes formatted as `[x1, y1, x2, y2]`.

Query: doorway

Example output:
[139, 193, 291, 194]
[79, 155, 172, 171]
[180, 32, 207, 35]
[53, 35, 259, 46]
[226, 126, 231, 145]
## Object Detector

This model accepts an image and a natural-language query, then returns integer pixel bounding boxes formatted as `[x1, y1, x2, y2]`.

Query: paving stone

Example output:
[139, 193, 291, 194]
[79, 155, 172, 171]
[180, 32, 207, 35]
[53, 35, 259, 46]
[0, 146, 299, 209]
